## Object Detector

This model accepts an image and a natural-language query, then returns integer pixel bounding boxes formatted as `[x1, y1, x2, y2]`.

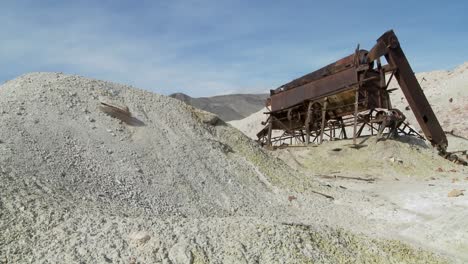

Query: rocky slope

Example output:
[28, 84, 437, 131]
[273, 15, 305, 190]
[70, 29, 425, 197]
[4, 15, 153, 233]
[0, 73, 447, 263]
[389, 62, 468, 139]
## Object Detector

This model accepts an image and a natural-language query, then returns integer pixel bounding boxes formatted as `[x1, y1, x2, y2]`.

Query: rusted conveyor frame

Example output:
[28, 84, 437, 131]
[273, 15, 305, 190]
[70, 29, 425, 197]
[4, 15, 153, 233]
[262, 109, 421, 147]
[260, 30, 462, 164]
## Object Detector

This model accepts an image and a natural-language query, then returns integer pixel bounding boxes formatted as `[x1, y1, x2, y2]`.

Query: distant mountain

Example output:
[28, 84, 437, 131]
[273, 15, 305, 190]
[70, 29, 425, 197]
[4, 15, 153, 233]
[169, 92, 268, 121]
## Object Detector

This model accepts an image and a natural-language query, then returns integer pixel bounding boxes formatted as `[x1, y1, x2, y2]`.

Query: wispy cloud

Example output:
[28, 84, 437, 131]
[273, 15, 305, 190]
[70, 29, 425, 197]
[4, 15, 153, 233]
[1, 1, 467, 97]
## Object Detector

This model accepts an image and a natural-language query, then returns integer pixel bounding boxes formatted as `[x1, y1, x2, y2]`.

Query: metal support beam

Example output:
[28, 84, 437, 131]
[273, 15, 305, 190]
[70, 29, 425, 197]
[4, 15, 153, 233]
[352, 88, 359, 145]
[305, 101, 313, 145]
[319, 98, 328, 144]
[377, 30, 447, 151]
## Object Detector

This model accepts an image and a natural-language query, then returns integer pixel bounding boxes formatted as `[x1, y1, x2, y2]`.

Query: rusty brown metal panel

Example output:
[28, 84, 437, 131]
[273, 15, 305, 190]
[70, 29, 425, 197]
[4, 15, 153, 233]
[377, 30, 448, 150]
[270, 67, 358, 112]
[275, 50, 370, 93]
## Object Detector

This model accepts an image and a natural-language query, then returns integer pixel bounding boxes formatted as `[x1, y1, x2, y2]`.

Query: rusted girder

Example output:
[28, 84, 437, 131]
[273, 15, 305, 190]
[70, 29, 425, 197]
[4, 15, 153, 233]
[375, 30, 447, 151]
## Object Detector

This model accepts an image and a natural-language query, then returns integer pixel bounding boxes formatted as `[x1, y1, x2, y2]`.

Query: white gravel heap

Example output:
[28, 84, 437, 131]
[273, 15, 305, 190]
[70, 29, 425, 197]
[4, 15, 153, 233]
[0, 73, 444, 263]
[0, 72, 283, 218]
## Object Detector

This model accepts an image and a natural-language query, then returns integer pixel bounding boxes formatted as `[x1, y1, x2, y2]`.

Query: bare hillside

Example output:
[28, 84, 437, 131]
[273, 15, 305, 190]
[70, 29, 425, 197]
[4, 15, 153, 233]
[170, 92, 267, 121]
[389, 62, 468, 139]
[1, 72, 450, 263]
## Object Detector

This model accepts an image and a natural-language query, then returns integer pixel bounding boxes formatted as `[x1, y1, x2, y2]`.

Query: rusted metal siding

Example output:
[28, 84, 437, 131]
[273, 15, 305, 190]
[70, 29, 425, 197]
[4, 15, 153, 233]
[270, 67, 358, 112]
[273, 50, 370, 93]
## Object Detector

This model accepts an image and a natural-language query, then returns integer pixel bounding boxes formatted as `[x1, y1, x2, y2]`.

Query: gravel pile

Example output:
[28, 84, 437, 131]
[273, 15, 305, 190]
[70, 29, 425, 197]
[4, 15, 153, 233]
[0, 73, 446, 263]
[0, 72, 285, 218]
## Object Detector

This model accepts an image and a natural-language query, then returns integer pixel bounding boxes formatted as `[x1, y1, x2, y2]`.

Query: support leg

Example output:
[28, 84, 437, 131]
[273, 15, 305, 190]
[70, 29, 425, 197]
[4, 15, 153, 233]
[305, 101, 313, 145]
[352, 88, 359, 145]
[319, 99, 328, 144]
[341, 118, 347, 139]
[357, 123, 366, 137]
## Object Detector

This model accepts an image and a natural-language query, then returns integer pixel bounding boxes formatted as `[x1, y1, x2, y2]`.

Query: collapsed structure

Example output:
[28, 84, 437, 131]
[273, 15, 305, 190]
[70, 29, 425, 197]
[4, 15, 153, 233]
[257, 30, 461, 161]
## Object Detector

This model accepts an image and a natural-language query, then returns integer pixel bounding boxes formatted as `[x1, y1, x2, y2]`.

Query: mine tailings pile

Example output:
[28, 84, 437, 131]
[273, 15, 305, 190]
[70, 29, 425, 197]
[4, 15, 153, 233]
[0, 72, 449, 263]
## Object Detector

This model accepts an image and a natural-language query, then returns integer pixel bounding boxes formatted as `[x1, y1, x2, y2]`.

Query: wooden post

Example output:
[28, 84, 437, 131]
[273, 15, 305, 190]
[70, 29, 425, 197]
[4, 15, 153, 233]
[305, 101, 313, 145]
[319, 98, 328, 144]
[330, 123, 335, 141]
[352, 88, 359, 145]
[337, 118, 346, 139]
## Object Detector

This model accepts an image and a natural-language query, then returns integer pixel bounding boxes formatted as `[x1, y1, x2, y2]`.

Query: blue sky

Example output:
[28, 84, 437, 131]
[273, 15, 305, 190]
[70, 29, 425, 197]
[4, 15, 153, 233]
[1, 0, 467, 97]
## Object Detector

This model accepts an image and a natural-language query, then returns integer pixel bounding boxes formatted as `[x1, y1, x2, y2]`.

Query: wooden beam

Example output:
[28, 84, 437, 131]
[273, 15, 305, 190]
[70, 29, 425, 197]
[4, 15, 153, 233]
[319, 98, 328, 144]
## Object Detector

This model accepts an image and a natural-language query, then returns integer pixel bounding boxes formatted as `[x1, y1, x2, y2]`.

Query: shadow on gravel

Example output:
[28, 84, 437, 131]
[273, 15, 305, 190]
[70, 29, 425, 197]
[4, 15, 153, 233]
[124, 116, 145, 127]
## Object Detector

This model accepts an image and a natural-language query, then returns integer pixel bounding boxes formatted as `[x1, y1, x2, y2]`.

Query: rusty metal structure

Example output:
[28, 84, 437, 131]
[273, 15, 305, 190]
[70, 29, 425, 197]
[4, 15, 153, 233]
[257, 30, 462, 161]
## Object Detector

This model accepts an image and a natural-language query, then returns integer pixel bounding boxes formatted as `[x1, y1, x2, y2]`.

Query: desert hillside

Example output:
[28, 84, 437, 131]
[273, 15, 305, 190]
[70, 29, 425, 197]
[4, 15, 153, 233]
[389, 62, 468, 139]
[170, 92, 268, 121]
[2, 72, 457, 263]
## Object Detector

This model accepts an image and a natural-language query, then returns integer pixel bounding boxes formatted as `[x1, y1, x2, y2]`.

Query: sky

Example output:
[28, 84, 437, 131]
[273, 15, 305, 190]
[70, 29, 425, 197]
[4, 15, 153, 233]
[1, 0, 467, 97]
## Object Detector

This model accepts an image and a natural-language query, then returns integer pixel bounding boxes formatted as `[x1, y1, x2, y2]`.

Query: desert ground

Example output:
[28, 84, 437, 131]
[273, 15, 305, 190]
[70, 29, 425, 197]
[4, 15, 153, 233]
[0, 64, 467, 263]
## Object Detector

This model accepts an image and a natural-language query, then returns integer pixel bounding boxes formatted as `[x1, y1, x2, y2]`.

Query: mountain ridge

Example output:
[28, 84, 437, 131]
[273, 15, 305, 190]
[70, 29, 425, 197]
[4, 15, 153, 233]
[169, 92, 268, 121]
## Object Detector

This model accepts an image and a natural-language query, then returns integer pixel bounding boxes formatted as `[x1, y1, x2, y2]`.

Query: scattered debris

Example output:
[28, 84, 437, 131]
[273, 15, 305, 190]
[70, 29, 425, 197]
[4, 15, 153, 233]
[310, 190, 334, 200]
[317, 174, 376, 182]
[99, 98, 144, 126]
[389, 157, 403, 164]
[448, 189, 465, 197]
